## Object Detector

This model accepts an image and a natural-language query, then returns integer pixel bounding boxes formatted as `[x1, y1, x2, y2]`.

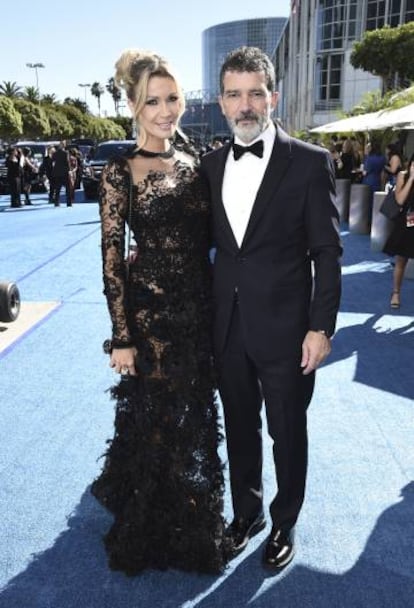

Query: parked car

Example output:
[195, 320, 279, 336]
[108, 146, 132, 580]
[82, 140, 135, 200]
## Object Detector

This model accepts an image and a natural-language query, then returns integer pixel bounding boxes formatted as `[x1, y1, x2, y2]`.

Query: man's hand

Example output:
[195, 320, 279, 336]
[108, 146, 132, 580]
[301, 330, 331, 375]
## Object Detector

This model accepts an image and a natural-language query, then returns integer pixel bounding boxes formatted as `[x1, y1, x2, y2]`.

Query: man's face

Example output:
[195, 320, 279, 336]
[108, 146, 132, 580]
[219, 70, 278, 143]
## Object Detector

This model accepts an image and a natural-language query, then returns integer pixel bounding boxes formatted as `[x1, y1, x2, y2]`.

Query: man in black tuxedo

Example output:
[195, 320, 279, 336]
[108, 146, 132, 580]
[51, 140, 72, 207]
[200, 47, 342, 570]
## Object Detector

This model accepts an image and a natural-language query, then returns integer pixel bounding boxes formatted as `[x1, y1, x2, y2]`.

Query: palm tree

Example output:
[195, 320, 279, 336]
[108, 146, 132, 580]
[0, 80, 22, 98]
[91, 82, 105, 116]
[106, 77, 122, 115]
[63, 97, 88, 113]
[23, 86, 40, 104]
[42, 93, 59, 105]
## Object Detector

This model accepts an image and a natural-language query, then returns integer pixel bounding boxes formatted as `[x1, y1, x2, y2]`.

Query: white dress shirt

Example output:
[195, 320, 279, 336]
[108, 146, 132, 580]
[222, 122, 276, 248]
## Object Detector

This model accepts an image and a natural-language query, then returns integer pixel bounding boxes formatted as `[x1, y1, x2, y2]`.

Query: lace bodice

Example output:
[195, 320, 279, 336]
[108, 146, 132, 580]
[99, 152, 211, 351]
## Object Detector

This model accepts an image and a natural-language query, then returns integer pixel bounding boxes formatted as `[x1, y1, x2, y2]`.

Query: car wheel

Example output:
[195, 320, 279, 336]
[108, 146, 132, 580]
[0, 281, 21, 322]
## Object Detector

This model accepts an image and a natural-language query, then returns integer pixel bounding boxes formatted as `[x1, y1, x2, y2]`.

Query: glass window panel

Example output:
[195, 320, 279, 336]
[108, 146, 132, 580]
[330, 85, 341, 99]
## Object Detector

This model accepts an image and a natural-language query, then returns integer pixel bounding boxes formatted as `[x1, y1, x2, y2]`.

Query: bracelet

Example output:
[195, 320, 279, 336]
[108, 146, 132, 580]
[102, 338, 134, 354]
[111, 338, 134, 349]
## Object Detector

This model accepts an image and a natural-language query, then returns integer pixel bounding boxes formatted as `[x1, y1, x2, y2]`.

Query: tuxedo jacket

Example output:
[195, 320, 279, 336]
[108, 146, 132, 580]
[200, 125, 342, 362]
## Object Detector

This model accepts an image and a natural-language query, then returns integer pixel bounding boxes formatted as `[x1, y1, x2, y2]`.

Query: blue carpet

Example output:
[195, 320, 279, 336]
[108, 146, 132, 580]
[0, 193, 413, 607]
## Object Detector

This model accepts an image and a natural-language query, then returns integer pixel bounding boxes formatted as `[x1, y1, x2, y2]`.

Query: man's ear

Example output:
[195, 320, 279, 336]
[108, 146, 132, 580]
[271, 91, 279, 111]
[218, 95, 225, 116]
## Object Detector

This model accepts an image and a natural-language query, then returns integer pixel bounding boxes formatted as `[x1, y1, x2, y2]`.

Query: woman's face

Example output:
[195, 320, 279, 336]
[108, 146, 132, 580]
[136, 76, 182, 146]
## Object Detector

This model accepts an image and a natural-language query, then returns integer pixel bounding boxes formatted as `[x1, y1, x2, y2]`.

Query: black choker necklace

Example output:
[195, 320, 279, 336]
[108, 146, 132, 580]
[132, 146, 175, 159]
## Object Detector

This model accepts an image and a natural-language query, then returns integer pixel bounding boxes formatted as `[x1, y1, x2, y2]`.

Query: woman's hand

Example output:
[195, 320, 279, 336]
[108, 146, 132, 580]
[110, 347, 138, 376]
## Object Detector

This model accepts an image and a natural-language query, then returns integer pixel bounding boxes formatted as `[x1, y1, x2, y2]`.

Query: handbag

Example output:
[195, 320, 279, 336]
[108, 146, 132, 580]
[379, 188, 402, 220]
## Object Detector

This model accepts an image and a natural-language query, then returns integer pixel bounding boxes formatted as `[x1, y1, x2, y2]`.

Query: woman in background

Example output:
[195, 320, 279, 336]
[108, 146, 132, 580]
[384, 143, 403, 190]
[383, 154, 414, 308]
[362, 140, 386, 204]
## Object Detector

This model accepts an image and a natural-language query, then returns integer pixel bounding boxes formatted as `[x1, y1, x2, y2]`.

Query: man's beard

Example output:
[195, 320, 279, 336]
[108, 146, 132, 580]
[227, 111, 269, 143]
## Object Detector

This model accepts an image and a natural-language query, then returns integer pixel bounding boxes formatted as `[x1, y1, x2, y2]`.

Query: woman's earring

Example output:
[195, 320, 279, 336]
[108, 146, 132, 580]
[131, 118, 137, 139]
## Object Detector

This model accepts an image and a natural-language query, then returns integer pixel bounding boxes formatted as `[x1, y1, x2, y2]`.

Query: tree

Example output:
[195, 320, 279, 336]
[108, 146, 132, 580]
[23, 86, 40, 104]
[43, 106, 74, 139]
[63, 97, 88, 114]
[60, 104, 92, 137]
[13, 99, 50, 138]
[0, 96, 23, 138]
[106, 77, 122, 115]
[91, 82, 105, 116]
[0, 80, 22, 98]
[42, 93, 59, 105]
[111, 115, 134, 139]
[350, 22, 414, 93]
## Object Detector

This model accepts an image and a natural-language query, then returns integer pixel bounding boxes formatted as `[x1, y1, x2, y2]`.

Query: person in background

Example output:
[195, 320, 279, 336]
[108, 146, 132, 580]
[384, 143, 403, 190]
[39, 145, 56, 203]
[340, 138, 356, 180]
[51, 140, 72, 207]
[5, 147, 22, 208]
[361, 139, 386, 204]
[92, 47, 228, 575]
[21, 147, 36, 205]
[383, 153, 414, 308]
[329, 145, 343, 179]
[68, 148, 78, 203]
[200, 46, 342, 571]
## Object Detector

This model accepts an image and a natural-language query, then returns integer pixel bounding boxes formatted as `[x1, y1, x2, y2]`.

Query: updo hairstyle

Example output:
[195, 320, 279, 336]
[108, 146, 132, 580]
[114, 49, 185, 148]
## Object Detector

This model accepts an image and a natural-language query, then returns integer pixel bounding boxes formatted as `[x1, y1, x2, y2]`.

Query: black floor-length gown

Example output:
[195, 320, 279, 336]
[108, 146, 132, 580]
[383, 185, 414, 259]
[92, 149, 228, 575]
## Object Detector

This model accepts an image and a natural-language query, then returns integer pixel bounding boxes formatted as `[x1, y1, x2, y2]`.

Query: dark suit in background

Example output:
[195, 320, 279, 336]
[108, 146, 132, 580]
[52, 142, 72, 206]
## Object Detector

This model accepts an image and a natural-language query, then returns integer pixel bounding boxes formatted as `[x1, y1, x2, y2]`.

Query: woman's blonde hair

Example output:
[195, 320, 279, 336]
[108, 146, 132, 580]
[114, 49, 186, 148]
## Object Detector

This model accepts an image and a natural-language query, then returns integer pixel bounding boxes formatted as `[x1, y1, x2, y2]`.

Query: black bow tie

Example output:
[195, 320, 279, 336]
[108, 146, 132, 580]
[232, 140, 264, 160]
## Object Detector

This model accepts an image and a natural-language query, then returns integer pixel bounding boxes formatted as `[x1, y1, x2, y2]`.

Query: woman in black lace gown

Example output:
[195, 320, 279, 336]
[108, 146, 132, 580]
[91, 49, 228, 575]
[383, 154, 414, 308]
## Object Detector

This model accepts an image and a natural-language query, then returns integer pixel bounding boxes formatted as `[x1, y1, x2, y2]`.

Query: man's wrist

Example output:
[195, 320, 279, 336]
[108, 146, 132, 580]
[313, 329, 331, 339]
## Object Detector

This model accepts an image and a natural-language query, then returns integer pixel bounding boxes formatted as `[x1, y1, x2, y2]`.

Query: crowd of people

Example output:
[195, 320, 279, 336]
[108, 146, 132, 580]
[329, 134, 405, 194]
[4, 141, 84, 207]
[327, 133, 413, 307]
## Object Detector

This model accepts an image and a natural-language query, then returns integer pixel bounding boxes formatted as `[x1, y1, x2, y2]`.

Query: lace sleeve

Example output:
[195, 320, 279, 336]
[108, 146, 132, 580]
[99, 158, 132, 347]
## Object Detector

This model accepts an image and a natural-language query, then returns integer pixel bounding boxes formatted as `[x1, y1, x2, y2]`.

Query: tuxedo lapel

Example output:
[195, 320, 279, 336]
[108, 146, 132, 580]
[241, 126, 293, 248]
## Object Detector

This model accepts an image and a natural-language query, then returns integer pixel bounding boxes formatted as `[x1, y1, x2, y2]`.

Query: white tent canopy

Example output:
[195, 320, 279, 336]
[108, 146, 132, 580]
[310, 102, 414, 134]
[372, 103, 414, 129]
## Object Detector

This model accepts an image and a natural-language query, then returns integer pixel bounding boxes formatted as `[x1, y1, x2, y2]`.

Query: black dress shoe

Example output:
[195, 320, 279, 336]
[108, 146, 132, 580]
[225, 512, 266, 557]
[262, 527, 294, 570]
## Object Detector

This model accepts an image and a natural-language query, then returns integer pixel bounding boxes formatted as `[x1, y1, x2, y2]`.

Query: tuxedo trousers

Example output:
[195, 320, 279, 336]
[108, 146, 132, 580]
[217, 302, 315, 532]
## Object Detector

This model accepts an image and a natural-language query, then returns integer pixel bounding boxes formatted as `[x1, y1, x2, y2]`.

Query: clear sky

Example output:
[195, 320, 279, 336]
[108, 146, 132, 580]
[1, 0, 289, 117]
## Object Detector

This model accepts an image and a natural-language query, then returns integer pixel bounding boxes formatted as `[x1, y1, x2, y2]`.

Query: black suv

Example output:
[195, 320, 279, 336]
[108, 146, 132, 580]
[82, 140, 135, 200]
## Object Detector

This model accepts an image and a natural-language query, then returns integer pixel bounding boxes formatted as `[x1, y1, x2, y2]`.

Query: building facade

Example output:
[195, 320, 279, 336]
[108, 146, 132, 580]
[274, 0, 414, 132]
[202, 17, 287, 98]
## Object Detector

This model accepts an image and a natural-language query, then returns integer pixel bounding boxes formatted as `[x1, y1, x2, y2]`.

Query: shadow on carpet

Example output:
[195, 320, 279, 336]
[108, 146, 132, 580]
[1, 483, 413, 608]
